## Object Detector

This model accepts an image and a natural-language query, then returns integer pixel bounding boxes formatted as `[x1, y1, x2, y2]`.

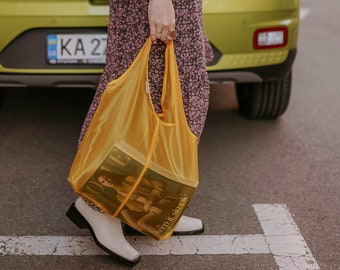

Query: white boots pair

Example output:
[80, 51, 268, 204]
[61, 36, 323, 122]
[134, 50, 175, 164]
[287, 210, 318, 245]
[66, 197, 204, 265]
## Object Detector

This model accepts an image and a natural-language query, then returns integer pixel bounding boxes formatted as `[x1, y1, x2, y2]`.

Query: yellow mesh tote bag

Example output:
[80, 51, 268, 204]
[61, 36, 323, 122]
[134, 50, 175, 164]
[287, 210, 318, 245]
[68, 38, 199, 240]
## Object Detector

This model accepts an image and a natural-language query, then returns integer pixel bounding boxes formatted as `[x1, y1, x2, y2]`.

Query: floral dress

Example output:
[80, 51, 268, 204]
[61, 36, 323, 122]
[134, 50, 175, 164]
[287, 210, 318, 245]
[78, 0, 213, 146]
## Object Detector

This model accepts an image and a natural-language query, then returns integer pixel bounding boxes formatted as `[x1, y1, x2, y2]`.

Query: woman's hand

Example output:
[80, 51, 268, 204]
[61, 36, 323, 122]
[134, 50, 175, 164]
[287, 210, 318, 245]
[148, 0, 177, 44]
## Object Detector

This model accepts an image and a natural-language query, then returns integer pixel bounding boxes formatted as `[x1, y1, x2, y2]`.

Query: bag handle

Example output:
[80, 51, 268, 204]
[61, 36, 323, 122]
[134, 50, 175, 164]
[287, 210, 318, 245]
[159, 40, 185, 125]
[135, 38, 185, 126]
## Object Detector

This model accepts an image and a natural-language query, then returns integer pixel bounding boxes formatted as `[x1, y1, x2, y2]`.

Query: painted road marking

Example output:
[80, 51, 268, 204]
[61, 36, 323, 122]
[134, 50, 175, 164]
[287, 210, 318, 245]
[253, 204, 320, 270]
[0, 204, 320, 270]
[0, 235, 268, 256]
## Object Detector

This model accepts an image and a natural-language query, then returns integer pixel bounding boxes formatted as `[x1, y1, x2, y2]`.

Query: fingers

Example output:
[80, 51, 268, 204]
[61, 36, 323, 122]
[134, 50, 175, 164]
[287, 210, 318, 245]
[150, 25, 177, 44]
[165, 29, 177, 44]
[150, 25, 157, 43]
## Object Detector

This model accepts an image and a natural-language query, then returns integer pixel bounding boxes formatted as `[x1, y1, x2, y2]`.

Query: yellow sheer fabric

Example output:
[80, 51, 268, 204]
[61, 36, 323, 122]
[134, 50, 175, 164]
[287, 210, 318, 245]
[68, 38, 199, 240]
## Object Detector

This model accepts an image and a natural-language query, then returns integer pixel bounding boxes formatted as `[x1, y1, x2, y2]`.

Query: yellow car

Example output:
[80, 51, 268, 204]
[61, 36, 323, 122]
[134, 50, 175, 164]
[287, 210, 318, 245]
[0, 0, 299, 119]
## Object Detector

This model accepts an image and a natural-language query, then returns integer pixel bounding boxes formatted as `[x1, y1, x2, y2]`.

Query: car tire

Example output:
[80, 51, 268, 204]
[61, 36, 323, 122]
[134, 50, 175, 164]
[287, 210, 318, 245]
[236, 71, 292, 119]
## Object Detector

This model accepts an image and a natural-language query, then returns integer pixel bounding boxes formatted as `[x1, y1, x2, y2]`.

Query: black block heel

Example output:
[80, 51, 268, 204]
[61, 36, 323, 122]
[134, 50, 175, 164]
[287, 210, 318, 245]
[66, 203, 89, 229]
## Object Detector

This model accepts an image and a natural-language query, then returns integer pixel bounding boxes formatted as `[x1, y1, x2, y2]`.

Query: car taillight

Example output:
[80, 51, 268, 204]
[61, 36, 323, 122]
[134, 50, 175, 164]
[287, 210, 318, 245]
[253, 27, 288, 49]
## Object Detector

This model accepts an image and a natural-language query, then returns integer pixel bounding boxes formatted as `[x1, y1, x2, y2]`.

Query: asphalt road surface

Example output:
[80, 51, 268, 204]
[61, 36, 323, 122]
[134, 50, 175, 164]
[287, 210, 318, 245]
[0, 0, 339, 269]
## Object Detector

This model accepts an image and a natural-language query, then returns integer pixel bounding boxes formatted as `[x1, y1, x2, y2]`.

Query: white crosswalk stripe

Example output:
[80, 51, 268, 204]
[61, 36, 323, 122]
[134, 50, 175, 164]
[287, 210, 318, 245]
[0, 204, 320, 269]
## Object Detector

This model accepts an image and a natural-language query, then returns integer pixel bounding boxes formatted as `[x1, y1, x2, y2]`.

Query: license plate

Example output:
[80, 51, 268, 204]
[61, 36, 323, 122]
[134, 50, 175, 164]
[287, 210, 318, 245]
[47, 34, 107, 64]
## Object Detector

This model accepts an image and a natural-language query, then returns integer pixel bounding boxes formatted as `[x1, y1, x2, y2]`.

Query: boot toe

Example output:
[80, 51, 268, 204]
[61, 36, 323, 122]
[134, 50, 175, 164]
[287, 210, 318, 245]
[173, 216, 204, 235]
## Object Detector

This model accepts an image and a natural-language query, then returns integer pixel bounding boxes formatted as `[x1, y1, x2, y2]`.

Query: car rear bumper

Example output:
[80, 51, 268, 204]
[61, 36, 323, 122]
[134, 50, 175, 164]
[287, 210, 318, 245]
[0, 49, 296, 88]
[0, 74, 101, 89]
[208, 48, 297, 83]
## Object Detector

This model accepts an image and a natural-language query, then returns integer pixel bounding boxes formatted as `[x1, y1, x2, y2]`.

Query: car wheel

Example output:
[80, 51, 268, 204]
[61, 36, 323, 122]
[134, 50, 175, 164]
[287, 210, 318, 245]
[236, 71, 292, 119]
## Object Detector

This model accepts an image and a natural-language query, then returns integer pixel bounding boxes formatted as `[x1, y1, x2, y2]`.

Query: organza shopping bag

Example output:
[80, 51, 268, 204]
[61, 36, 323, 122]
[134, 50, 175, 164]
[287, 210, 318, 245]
[68, 38, 199, 240]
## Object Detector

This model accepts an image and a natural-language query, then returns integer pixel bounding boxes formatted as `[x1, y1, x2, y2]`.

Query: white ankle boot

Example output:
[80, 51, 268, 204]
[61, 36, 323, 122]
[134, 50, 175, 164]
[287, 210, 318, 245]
[174, 215, 204, 235]
[66, 197, 140, 265]
[123, 215, 204, 236]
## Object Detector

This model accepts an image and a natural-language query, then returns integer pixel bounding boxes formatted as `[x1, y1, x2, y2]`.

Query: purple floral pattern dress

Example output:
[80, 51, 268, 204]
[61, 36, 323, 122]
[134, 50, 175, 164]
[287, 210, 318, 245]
[79, 0, 213, 146]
